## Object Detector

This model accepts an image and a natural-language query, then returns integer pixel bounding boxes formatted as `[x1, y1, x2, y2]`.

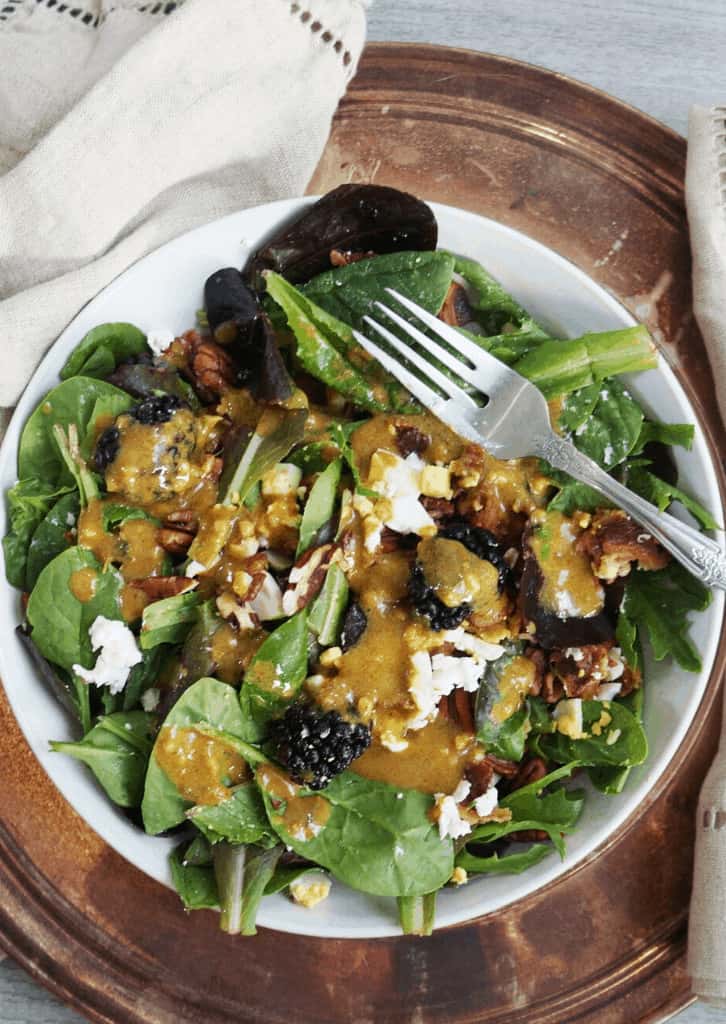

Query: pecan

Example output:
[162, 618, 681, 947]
[164, 510, 197, 530]
[128, 576, 196, 599]
[281, 544, 336, 615]
[507, 829, 550, 843]
[438, 282, 474, 328]
[394, 424, 430, 458]
[379, 527, 418, 552]
[540, 671, 564, 704]
[437, 694, 450, 720]
[158, 528, 194, 555]
[576, 509, 669, 582]
[190, 340, 237, 398]
[465, 760, 494, 799]
[449, 688, 475, 732]
[524, 647, 548, 696]
[420, 496, 455, 522]
[510, 756, 548, 792]
[549, 642, 614, 699]
[482, 754, 519, 777]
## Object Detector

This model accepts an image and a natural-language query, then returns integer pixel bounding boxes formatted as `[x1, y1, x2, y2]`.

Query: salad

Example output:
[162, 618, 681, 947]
[2, 185, 717, 937]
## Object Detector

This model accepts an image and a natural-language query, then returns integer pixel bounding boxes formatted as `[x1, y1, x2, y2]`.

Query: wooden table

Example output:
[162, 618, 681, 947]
[2, 1, 726, 1022]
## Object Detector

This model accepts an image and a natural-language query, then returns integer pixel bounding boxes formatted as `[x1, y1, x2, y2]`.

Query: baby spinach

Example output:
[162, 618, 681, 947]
[239, 610, 309, 742]
[102, 504, 158, 532]
[308, 563, 349, 646]
[257, 771, 454, 898]
[25, 491, 80, 591]
[536, 699, 647, 768]
[475, 647, 530, 761]
[169, 842, 220, 911]
[589, 686, 644, 795]
[301, 250, 455, 333]
[18, 377, 132, 487]
[187, 783, 276, 848]
[296, 457, 341, 556]
[621, 561, 711, 672]
[142, 677, 248, 835]
[212, 841, 282, 935]
[457, 844, 552, 875]
[3, 477, 73, 588]
[265, 272, 416, 413]
[264, 861, 322, 896]
[60, 323, 148, 381]
[625, 464, 719, 531]
[140, 590, 201, 650]
[631, 420, 694, 454]
[449, 253, 548, 338]
[50, 710, 154, 807]
[568, 379, 644, 469]
[219, 406, 308, 506]
[397, 892, 437, 936]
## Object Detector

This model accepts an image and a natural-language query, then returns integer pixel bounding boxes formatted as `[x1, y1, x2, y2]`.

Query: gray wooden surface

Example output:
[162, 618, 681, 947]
[2, 1, 726, 1022]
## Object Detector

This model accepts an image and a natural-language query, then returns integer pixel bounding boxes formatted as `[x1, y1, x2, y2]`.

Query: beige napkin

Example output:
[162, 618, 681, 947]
[686, 103, 726, 1007]
[0, 0, 369, 410]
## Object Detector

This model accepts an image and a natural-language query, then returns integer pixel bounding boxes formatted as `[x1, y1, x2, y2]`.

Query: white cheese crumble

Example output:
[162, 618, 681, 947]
[384, 494, 435, 536]
[146, 328, 175, 357]
[141, 687, 160, 712]
[473, 784, 499, 818]
[247, 572, 284, 621]
[451, 779, 471, 803]
[380, 731, 409, 752]
[596, 682, 622, 701]
[185, 559, 207, 578]
[408, 650, 484, 728]
[434, 794, 472, 840]
[289, 873, 331, 908]
[73, 616, 142, 695]
[444, 628, 505, 663]
[261, 463, 303, 498]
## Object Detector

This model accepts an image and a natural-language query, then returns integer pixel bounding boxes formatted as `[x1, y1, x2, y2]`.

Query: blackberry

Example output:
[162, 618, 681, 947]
[93, 425, 120, 471]
[130, 393, 184, 425]
[439, 521, 508, 591]
[270, 702, 371, 790]
[340, 602, 367, 651]
[408, 563, 471, 631]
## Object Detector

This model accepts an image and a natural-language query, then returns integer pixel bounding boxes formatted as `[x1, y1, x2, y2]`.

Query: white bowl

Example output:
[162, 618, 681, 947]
[0, 199, 723, 938]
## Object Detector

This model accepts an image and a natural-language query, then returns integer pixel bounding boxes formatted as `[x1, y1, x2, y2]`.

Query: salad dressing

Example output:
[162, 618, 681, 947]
[78, 499, 166, 579]
[154, 725, 248, 806]
[69, 567, 98, 602]
[354, 718, 476, 794]
[531, 511, 604, 618]
[490, 656, 537, 724]
[257, 762, 331, 840]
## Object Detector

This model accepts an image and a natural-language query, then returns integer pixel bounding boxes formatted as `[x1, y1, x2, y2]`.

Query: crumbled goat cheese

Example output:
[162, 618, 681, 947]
[603, 444, 614, 464]
[141, 687, 161, 712]
[146, 328, 175, 357]
[65, 512, 76, 527]
[434, 794, 472, 840]
[553, 697, 586, 739]
[289, 873, 332, 908]
[261, 463, 303, 498]
[408, 650, 485, 728]
[473, 784, 499, 818]
[420, 464, 452, 499]
[247, 572, 284, 621]
[444, 628, 504, 663]
[451, 779, 472, 803]
[185, 559, 207, 578]
[73, 616, 142, 694]
[383, 494, 435, 536]
[606, 728, 622, 746]
[369, 450, 424, 498]
[564, 646, 585, 662]
[596, 682, 622, 701]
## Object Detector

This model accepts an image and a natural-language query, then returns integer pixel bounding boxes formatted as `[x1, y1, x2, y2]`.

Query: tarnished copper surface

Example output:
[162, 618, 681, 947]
[1, 44, 725, 1024]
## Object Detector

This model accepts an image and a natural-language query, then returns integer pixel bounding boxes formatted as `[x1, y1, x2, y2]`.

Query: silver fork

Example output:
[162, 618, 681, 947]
[352, 287, 726, 590]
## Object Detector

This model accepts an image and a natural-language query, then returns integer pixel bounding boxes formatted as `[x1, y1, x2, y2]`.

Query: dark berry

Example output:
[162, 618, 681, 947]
[439, 521, 508, 591]
[408, 563, 471, 631]
[270, 702, 371, 790]
[340, 602, 367, 651]
[130, 393, 184, 425]
[93, 425, 120, 471]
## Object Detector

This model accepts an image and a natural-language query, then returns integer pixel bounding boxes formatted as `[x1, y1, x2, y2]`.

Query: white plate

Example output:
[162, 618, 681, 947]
[0, 199, 723, 938]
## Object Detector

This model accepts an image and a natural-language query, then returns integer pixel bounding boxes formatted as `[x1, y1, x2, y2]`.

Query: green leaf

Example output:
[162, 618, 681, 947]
[302, 250, 455, 332]
[219, 406, 308, 506]
[263, 861, 322, 896]
[474, 647, 531, 761]
[456, 843, 552, 875]
[169, 842, 220, 911]
[537, 699, 648, 767]
[622, 562, 711, 671]
[187, 783, 277, 847]
[50, 711, 154, 807]
[625, 465, 720, 531]
[265, 271, 416, 413]
[557, 383, 602, 434]
[18, 377, 132, 487]
[60, 323, 148, 381]
[567, 379, 644, 469]
[397, 891, 437, 936]
[212, 841, 282, 935]
[3, 477, 73, 588]
[448, 253, 548, 338]
[25, 492, 80, 591]
[632, 420, 694, 454]
[308, 563, 349, 646]
[258, 770, 454, 898]
[102, 504, 158, 532]
[140, 590, 201, 650]
[297, 458, 341, 556]
[142, 677, 249, 835]
[239, 610, 309, 742]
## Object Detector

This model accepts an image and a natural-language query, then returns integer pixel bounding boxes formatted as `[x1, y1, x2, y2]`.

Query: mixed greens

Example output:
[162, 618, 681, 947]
[3, 184, 716, 936]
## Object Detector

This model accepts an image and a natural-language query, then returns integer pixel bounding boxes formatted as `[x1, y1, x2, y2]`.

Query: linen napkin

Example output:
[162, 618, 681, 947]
[686, 103, 726, 1007]
[0, 0, 369, 410]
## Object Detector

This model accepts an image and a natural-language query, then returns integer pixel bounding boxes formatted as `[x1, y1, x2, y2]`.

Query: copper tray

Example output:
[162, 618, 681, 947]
[1, 43, 724, 1024]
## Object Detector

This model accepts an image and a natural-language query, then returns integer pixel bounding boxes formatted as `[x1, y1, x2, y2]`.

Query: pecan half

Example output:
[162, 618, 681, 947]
[510, 756, 548, 792]
[281, 544, 336, 616]
[190, 341, 237, 399]
[438, 282, 474, 328]
[158, 528, 195, 555]
[482, 753, 519, 777]
[420, 495, 455, 522]
[128, 576, 196, 599]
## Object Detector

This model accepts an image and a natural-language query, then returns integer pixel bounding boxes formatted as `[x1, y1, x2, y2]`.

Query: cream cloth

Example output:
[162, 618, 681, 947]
[0, 0, 369, 409]
[686, 103, 726, 1007]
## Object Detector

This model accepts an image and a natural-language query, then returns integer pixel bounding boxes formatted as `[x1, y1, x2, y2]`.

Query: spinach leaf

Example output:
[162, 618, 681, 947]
[567, 379, 644, 469]
[18, 377, 132, 486]
[622, 562, 711, 672]
[239, 610, 309, 742]
[257, 770, 454, 898]
[296, 458, 341, 556]
[631, 420, 694, 454]
[397, 892, 437, 936]
[474, 647, 530, 761]
[456, 843, 552, 875]
[142, 677, 249, 835]
[3, 477, 73, 588]
[169, 843, 220, 911]
[301, 250, 455, 333]
[60, 323, 148, 381]
[102, 504, 158, 532]
[625, 464, 720, 531]
[588, 686, 644, 795]
[557, 383, 601, 435]
[213, 841, 282, 935]
[537, 699, 647, 767]
[187, 783, 277, 847]
[140, 590, 201, 650]
[50, 710, 154, 807]
[26, 546, 124, 673]
[219, 406, 308, 506]
[264, 861, 321, 896]
[16, 625, 81, 724]
[450, 253, 548, 338]
[25, 492, 80, 590]
[265, 272, 416, 413]
[308, 564, 349, 646]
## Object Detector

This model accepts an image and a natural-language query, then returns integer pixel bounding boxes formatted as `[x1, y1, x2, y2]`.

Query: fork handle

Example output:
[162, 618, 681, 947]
[533, 433, 726, 590]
